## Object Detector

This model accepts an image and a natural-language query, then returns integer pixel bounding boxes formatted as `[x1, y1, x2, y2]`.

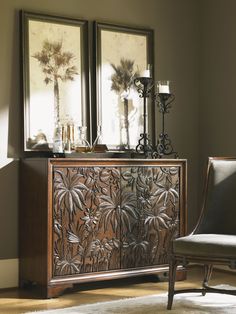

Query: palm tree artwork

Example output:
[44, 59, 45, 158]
[33, 40, 78, 127]
[110, 58, 139, 150]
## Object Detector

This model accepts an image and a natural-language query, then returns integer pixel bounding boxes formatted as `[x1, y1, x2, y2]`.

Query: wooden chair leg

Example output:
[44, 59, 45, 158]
[202, 264, 213, 295]
[167, 257, 178, 310]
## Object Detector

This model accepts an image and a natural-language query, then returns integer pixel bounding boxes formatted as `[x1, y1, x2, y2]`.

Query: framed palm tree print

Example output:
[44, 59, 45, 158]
[94, 22, 154, 151]
[21, 11, 89, 155]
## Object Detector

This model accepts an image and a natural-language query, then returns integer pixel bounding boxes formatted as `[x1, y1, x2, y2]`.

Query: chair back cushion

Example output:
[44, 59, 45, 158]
[196, 158, 236, 235]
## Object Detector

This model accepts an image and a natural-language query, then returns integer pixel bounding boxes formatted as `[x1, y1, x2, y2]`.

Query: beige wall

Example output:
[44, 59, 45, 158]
[198, 0, 236, 205]
[200, 0, 236, 159]
[0, 0, 200, 261]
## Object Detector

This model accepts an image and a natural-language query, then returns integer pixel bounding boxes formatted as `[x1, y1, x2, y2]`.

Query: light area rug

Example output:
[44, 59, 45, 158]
[26, 291, 236, 314]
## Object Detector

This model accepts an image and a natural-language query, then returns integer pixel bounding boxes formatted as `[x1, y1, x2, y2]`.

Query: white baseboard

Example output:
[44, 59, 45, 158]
[0, 258, 18, 288]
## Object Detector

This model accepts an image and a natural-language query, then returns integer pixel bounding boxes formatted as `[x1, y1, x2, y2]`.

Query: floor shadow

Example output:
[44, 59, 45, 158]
[0, 273, 166, 300]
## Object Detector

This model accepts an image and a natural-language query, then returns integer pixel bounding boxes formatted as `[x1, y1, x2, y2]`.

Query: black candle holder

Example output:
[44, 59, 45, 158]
[133, 77, 178, 159]
[153, 93, 178, 158]
[134, 77, 153, 157]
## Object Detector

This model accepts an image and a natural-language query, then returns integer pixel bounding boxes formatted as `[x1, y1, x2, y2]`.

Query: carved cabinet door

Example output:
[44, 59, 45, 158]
[50, 160, 185, 279]
[120, 165, 181, 269]
[52, 165, 121, 277]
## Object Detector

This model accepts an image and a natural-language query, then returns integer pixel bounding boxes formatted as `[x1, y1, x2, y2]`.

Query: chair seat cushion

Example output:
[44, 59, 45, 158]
[173, 234, 236, 259]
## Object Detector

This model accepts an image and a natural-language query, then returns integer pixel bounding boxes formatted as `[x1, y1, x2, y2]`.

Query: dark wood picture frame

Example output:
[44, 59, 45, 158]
[94, 21, 154, 151]
[21, 11, 89, 156]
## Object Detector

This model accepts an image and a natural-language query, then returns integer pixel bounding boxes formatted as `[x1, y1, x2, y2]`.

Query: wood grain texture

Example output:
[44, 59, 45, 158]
[19, 159, 48, 288]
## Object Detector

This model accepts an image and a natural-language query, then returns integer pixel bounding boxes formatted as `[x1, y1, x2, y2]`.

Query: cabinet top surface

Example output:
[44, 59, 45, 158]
[23, 157, 187, 164]
[47, 158, 187, 167]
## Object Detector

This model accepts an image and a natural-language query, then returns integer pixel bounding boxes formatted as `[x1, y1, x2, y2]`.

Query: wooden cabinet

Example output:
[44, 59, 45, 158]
[19, 158, 187, 298]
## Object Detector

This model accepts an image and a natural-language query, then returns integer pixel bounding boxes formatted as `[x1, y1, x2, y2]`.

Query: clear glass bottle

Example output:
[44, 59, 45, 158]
[63, 121, 75, 153]
[52, 124, 64, 153]
[91, 125, 102, 151]
[75, 126, 91, 153]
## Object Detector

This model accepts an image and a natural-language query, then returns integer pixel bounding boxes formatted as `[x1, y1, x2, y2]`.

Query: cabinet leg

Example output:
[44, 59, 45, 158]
[46, 284, 74, 298]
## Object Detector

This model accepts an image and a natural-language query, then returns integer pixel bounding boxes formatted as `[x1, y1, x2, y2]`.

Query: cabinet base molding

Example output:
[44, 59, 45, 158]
[21, 266, 186, 298]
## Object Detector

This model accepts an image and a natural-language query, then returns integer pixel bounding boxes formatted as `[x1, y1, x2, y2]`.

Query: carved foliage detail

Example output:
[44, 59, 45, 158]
[120, 166, 180, 268]
[52, 165, 180, 277]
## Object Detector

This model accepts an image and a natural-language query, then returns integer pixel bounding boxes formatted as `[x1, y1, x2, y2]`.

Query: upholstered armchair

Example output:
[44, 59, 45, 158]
[167, 157, 236, 310]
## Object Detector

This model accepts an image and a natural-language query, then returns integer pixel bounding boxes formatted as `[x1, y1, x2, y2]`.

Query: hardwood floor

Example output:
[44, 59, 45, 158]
[0, 266, 235, 314]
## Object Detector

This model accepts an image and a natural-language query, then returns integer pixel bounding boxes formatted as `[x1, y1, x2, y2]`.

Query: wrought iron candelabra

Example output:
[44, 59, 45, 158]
[134, 77, 153, 157]
[134, 77, 178, 159]
[153, 93, 178, 158]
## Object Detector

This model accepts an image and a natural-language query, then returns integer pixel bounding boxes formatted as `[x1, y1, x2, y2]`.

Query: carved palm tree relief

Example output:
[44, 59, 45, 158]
[53, 166, 121, 276]
[120, 166, 180, 268]
[52, 165, 180, 276]
[33, 40, 78, 126]
[99, 190, 138, 234]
